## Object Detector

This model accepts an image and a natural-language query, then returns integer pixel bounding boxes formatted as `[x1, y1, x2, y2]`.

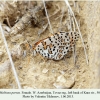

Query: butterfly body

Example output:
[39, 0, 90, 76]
[32, 31, 79, 60]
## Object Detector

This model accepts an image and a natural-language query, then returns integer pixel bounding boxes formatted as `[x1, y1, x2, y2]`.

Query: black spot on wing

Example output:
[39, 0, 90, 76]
[48, 37, 52, 41]
[47, 53, 49, 57]
[66, 32, 69, 36]
[66, 47, 68, 49]
[54, 46, 56, 48]
[53, 48, 55, 51]
[60, 31, 65, 33]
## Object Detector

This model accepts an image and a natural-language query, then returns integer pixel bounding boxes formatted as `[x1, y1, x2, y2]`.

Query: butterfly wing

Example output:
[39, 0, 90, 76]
[34, 34, 60, 60]
[32, 31, 79, 60]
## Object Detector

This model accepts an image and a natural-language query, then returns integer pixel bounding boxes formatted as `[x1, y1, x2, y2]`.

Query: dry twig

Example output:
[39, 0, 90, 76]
[65, 0, 89, 65]
[42, 0, 54, 34]
[0, 24, 21, 89]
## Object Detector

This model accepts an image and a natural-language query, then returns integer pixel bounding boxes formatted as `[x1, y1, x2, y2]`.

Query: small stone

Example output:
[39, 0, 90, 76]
[53, 75, 75, 89]
[42, 68, 48, 74]
[59, 70, 65, 75]
[56, 75, 66, 83]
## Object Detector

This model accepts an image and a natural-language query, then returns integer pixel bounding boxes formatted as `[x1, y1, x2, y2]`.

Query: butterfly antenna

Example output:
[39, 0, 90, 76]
[42, 0, 54, 34]
[65, 0, 89, 65]
[0, 24, 21, 89]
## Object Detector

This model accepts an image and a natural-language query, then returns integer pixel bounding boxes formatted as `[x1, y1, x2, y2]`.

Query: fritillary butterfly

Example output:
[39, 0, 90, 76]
[32, 31, 79, 60]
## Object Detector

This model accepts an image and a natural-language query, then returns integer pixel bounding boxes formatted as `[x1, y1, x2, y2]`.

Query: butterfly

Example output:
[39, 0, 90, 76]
[32, 31, 79, 60]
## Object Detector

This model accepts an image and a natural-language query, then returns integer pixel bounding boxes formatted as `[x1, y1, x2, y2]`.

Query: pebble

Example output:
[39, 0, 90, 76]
[53, 75, 75, 89]
[42, 68, 48, 74]
[56, 75, 66, 83]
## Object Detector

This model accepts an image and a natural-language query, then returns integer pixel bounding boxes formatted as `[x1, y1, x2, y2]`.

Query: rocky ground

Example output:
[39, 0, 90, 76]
[0, 1, 100, 89]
